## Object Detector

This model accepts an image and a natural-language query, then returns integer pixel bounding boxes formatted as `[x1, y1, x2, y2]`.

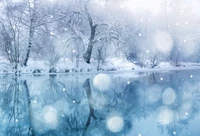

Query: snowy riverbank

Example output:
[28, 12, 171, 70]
[0, 58, 200, 74]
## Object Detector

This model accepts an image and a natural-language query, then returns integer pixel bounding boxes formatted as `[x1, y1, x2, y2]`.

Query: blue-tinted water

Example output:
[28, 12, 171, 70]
[0, 70, 200, 136]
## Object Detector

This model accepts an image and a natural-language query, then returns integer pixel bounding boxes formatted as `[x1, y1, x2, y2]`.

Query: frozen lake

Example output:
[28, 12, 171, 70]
[0, 70, 200, 136]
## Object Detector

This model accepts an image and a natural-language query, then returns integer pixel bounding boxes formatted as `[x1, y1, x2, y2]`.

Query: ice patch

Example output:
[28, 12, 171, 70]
[93, 74, 111, 91]
[107, 116, 124, 133]
[162, 88, 176, 105]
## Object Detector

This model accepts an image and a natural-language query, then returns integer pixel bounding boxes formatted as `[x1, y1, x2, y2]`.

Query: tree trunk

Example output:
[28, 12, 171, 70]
[23, 0, 36, 66]
[82, 78, 96, 128]
[83, 2, 97, 64]
[23, 22, 34, 66]
[83, 24, 97, 64]
[22, 80, 34, 135]
[97, 48, 102, 71]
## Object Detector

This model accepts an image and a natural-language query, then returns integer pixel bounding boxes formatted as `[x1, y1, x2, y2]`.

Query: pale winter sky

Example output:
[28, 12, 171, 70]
[8, 0, 200, 15]
[118, 0, 200, 14]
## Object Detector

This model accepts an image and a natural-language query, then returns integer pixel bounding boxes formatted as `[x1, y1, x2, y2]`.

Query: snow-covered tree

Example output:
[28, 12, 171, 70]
[20, 0, 66, 66]
[0, 1, 26, 73]
[159, 0, 200, 65]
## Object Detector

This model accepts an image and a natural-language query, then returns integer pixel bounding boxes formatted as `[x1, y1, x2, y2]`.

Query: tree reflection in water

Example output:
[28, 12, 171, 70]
[0, 70, 200, 136]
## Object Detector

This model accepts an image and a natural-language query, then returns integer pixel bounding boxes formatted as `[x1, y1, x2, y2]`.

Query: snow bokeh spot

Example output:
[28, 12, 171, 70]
[120, 4, 124, 8]
[93, 74, 111, 91]
[162, 88, 176, 105]
[42, 106, 58, 128]
[107, 116, 124, 133]
[154, 31, 173, 53]
[156, 106, 174, 125]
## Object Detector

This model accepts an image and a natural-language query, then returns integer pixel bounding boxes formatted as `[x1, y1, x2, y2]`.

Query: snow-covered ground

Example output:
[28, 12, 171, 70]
[0, 58, 200, 74]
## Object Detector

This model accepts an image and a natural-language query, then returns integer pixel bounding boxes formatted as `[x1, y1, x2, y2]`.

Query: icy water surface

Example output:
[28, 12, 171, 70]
[0, 70, 200, 136]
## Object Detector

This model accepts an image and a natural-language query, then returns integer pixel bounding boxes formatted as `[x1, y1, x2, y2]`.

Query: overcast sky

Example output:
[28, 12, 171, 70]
[7, 0, 200, 16]
[101, 0, 200, 16]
